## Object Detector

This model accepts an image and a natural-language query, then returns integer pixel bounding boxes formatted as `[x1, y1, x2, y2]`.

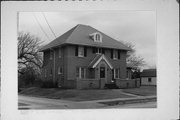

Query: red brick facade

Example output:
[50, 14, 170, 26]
[40, 24, 140, 89]
[41, 45, 130, 89]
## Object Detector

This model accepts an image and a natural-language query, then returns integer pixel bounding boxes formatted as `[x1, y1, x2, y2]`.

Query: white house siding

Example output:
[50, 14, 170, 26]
[141, 77, 156, 85]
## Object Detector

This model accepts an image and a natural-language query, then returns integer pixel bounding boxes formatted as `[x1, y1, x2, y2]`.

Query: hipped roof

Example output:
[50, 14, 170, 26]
[40, 24, 131, 51]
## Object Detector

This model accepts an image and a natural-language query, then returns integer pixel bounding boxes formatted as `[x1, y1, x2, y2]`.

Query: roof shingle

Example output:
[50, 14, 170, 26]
[40, 24, 131, 51]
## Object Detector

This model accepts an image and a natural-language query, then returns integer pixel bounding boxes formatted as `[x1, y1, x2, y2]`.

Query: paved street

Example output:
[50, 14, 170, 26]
[18, 95, 156, 109]
[104, 102, 156, 108]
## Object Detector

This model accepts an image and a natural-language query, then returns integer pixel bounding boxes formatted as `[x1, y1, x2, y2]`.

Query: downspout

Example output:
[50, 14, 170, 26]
[53, 49, 56, 85]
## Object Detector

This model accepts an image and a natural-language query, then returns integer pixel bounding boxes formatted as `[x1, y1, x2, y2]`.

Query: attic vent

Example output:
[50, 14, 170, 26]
[89, 32, 102, 42]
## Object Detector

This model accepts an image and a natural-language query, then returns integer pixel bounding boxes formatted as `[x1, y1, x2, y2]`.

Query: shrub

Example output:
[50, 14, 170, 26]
[41, 80, 57, 88]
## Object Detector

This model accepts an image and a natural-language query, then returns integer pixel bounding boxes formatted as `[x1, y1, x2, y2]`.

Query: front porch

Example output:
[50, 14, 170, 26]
[76, 78, 140, 89]
[74, 54, 140, 89]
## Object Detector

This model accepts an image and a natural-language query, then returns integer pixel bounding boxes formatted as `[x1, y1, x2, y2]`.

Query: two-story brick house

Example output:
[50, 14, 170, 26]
[40, 24, 140, 89]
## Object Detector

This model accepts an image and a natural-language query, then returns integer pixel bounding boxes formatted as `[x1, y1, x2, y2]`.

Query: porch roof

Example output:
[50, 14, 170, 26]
[88, 54, 113, 69]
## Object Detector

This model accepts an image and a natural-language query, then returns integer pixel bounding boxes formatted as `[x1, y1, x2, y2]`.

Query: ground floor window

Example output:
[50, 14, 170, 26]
[50, 68, 53, 76]
[58, 66, 63, 75]
[148, 77, 152, 82]
[76, 67, 86, 79]
[44, 69, 47, 77]
[112, 68, 120, 79]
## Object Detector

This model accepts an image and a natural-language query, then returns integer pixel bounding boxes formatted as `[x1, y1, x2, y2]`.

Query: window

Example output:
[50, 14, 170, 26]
[50, 68, 53, 76]
[81, 68, 85, 78]
[44, 69, 47, 77]
[113, 50, 118, 59]
[59, 48, 61, 58]
[148, 78, 152, 82]
[92, 48, 105, 54]
[96, 34, 101, 42]
[89, 32, 102, 42]
[126, 71, 128, 78]
[78, 46, 84, 57]
[113, 68, 120, 79]
[111, 50, 120, 59]
[50, 51, 53, 60]
[58, 66, 63, 75]
[76, 67, 86, 79]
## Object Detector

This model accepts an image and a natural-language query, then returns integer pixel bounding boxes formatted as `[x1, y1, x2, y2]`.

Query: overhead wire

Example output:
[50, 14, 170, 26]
[42, 12, 57, 39]
[32, 13, 51, 41]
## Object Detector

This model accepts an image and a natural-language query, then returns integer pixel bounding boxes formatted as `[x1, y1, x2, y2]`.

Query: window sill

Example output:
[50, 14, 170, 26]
[77, 56, 85, 58]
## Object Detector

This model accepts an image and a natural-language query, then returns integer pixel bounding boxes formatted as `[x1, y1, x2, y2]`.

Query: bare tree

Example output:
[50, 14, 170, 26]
[124, 42, 146, 70]
[18, 32, 43, 74]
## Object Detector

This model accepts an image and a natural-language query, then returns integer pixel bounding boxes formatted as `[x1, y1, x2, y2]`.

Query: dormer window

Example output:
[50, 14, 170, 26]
[95, 34, 101, 42]
[89, 32, 102, 42]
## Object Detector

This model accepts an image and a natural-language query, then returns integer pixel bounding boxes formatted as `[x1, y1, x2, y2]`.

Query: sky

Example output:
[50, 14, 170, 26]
[19, 11, 156, 68]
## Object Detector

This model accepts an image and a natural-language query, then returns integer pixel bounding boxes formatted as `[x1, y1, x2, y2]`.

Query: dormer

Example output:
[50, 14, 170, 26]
[89, 32, 102, 42]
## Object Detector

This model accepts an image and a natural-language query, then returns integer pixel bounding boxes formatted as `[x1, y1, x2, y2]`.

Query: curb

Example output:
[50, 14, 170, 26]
[98, 97, 156, 106]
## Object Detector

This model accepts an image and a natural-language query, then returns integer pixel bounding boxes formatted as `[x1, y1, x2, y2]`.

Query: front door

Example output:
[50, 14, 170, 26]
[100, 67, 105, 78]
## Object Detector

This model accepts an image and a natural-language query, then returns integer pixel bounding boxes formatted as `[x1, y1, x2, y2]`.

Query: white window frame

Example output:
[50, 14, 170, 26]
[90, 32, 102, 43]
[58, 66, 63, 75]
[76, 67, 86, 79]
[114, 68, 120, 79]
[78, 46, 84, 57]
[96, 48, 102, 54]
[59, 48, 62, 58]
[113, 50, 118, 59]
[95, 34, 100, 42]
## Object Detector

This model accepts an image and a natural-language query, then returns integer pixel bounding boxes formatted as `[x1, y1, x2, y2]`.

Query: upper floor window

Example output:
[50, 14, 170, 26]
[111, 49, 121, 60]
[59, 48, 62, 58]
[95, 34, 101, 42]
[78, 46, 84, 57]
[89, 32, 102, 42]
[113, 50, 118, 59]
[50, 50, 53, 60]
[92, 47, 105, 54]
[75, 46, 87, 57]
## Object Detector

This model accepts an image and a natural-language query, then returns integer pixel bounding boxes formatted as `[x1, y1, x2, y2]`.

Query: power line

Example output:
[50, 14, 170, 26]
[42, 12, 57, 39]
[32, 13, 51, 41]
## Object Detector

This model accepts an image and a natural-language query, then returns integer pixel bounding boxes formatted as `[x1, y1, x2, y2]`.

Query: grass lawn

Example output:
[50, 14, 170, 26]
[19, 87, 134, 101]
[19, 86, 156, 101]
[122, 86, 156, 96]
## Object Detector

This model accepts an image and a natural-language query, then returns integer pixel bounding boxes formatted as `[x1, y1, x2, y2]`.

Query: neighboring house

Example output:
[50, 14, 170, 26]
[40, 24, 140, 89]
[140, 69, 157, 86]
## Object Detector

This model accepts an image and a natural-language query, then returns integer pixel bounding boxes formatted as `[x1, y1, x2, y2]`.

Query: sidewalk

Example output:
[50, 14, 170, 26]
[19, 94, 157, 109]
[65, 95, 157, 109]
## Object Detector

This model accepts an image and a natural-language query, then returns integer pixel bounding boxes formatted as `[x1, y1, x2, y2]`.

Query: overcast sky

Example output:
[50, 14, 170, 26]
[19, 11, 156, 68]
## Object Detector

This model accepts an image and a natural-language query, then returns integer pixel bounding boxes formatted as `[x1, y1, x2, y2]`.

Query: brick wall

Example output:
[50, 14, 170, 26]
[115, 79, 140, 88]
[42, 44, 128, 89]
